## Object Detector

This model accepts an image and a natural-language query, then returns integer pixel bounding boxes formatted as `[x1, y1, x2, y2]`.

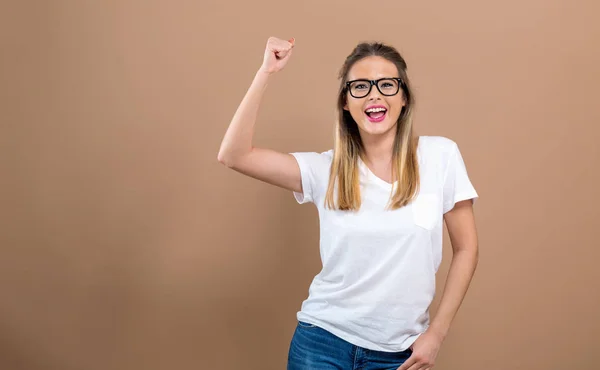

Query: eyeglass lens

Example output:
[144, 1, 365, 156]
[348, 79, 400, 98]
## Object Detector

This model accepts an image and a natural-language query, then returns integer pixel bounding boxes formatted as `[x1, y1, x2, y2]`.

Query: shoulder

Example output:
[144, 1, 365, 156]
[290, 149, 334, 173]
[291, 149, 334, 162]
[418, 135, 458, 160]
[317, 149, 335, 161]
[418, 135, 457, 152]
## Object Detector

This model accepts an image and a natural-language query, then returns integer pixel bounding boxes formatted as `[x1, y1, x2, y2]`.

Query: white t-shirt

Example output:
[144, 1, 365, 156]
[289, 135, 479, 352]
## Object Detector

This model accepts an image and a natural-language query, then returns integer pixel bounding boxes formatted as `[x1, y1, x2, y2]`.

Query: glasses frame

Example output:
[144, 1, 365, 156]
[345, 77, 404, 98]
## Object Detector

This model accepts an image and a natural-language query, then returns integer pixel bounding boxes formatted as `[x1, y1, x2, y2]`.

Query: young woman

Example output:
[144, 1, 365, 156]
[218, 37, 479, 370]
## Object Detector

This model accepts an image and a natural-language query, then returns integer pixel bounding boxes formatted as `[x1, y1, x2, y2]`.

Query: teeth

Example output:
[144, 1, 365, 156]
[365, 107, 386, 113]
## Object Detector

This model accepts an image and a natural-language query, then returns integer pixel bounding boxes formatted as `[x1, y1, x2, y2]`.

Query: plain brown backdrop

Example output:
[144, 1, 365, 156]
[1, 1, 599, 369]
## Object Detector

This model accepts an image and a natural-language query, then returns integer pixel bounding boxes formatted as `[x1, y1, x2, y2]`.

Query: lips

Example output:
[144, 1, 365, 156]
[364, 105, 388, 123]
[366, 111, 386, 123]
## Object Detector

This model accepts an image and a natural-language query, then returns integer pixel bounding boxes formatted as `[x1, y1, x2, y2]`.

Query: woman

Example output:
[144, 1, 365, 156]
[217, 37, 479, 370]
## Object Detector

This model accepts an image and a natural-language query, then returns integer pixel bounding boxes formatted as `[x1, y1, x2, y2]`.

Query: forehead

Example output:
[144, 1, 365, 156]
[347, 56, 399, 80]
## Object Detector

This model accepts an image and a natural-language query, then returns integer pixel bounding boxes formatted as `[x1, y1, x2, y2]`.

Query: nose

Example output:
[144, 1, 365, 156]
[368, 92, 382, 101]
[367, 82, 382, 100]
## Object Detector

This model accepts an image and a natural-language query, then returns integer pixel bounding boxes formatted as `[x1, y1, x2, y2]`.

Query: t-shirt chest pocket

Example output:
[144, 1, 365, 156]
[411, 193, 440, 230]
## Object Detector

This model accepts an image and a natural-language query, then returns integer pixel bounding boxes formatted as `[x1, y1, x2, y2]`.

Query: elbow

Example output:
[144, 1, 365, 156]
[217, 150, 244, 168]
[217, 147, 252, 167]
[217, 152, 234, 167]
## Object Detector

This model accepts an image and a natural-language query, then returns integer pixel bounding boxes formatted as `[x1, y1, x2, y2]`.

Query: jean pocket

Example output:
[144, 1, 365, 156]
[411, 193, 439, 230]
[297, 321, 317, 328]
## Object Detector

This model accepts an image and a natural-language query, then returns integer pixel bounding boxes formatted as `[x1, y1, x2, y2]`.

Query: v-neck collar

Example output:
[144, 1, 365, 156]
[357, 136, 423, 190]
[358, 157, 397, 189]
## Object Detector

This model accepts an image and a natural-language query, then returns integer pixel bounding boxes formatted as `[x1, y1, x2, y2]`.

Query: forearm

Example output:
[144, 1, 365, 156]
[428, 249, 478, 339]
[217, 69, 271, 165]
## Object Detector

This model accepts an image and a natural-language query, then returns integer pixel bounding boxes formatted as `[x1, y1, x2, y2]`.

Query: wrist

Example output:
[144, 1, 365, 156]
[427, 324, 448, 341]
[251, 68, 272, 90]
[257, 67, 274, 77]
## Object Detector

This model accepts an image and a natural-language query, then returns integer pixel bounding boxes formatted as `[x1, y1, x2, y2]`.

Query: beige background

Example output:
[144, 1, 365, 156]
[1, 1, 599, 369]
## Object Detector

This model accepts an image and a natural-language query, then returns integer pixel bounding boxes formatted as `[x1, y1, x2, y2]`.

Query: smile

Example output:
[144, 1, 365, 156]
[364, 106, 387, 123]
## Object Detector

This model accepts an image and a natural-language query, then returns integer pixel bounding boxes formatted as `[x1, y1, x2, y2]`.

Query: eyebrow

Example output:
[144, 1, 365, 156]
[348, 77, 401, 80]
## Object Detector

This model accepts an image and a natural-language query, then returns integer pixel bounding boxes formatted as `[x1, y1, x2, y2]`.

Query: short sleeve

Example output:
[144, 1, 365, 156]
[289, 151, 332, 205]
[442, 143, 479, 214]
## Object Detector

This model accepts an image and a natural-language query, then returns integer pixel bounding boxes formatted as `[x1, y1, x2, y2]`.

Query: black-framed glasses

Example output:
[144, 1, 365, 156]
[345, 78, 404, 98]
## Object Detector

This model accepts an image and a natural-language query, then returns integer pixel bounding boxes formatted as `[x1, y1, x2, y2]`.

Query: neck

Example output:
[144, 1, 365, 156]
[359, 126, 397, 167]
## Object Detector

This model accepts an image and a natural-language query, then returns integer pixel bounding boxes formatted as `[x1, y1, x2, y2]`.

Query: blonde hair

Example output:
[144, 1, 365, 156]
[324, 42, 420, 211]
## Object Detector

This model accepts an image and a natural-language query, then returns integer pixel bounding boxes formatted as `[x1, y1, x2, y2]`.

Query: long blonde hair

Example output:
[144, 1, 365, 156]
[324, 42, 420, 211]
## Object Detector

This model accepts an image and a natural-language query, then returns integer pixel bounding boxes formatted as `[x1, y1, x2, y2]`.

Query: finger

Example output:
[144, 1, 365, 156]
[270, 37, 293, 49]
[277, 38, 295, 51]
[275, 50, 288, 59]
[406, 361, 424, 370]
[415, 362, 433, 370]
[396, 356, 417, 370]
[275, 46, 293, 60]
[278, 42, 294, 55]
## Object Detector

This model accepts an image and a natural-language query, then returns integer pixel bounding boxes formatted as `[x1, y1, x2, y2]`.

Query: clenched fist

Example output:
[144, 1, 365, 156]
[259, 36, 295, 75]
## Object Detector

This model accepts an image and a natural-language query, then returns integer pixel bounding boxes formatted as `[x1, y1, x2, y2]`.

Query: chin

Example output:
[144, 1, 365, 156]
[361, 120, 396, 135]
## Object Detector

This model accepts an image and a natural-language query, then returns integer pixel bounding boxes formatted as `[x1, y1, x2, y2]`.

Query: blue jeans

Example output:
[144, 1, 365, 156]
[287, 321, 413, 370]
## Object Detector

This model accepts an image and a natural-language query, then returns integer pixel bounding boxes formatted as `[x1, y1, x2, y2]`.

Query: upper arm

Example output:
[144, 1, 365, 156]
[442, 140, 479, 214]
[444, 199, 478, 254]
[219, 147, 303, 194]
[440, 139, 479, 254]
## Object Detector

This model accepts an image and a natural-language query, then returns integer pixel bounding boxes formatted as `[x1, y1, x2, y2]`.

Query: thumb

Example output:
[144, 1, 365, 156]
[275, 38, 295, 59]
[276, 47, 293, 60]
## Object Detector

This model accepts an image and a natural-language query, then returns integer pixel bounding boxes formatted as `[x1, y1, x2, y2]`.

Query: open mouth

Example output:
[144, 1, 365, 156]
[364, 107, 387, 123]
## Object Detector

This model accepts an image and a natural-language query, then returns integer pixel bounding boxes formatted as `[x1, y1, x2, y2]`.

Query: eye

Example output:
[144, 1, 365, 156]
[355, 83, 368, 89]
